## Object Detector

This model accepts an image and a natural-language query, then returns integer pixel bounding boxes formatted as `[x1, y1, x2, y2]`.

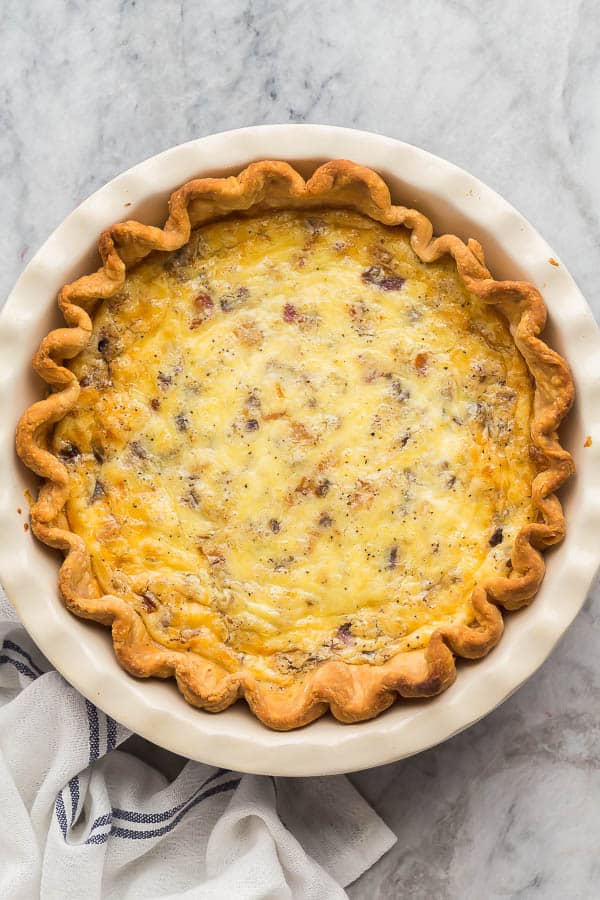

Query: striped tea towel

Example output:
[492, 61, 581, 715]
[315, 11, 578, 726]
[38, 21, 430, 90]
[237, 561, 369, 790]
[0, 587, 395, 899]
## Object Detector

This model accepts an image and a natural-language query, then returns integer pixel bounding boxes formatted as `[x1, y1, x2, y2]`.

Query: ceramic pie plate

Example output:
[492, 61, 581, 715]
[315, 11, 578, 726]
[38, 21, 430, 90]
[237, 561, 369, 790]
[1, 125, 599, 776]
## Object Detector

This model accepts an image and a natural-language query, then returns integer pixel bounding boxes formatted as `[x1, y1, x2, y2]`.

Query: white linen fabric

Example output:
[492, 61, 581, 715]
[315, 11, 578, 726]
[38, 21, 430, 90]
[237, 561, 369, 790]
[0, 587, 395, 899]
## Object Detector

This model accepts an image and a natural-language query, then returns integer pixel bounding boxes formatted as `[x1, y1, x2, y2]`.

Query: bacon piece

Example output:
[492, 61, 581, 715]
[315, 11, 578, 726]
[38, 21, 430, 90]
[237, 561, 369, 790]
[415, 352, 429, 375]
[190, 292, 214, 329]
[361, 266, 405, 291]
[140, 590, 158, 612]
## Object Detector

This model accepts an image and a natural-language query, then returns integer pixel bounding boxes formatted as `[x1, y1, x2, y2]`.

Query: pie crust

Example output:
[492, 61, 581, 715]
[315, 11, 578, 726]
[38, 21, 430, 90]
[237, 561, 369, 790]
[16, 160, 574, 730]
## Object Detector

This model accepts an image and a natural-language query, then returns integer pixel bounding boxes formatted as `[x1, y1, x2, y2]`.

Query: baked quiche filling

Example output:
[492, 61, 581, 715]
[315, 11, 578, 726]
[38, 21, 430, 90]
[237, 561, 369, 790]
[52, 209, 536, 685]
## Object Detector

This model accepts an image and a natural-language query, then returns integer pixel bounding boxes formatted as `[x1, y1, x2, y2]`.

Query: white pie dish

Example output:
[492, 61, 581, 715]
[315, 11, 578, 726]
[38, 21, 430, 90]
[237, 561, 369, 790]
[1, 124, 599, 776]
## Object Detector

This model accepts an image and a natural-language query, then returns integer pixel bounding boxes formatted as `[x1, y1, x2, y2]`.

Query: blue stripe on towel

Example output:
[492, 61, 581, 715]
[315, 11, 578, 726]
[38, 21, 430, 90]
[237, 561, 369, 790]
[112, 769, 230, 824]
[55, 793, 68, 838]
[106, 716, 117, 753]
[52, 699, 237, 844]
[90, 812, 113, 830]
[2, 639, 44, 676]
[68, 776, 80, 824]
[85, 700, 100, 762]
[88, 768, 231, 832]
[0, 654, 37, 680]
[85, 778, 240, 844]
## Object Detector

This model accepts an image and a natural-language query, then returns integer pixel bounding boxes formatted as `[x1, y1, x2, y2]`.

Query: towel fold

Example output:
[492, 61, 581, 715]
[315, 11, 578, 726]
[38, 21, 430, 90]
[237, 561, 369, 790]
[0, 587, 395, 899]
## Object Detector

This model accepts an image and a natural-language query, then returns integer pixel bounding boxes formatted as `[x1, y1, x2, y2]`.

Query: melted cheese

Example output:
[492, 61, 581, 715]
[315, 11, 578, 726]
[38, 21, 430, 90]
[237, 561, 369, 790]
[54, 209, 536, 684]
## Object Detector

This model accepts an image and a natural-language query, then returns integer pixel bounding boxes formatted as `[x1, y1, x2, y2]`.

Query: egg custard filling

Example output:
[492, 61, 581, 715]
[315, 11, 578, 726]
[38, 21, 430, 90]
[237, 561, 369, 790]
[53, 209, 536, 686]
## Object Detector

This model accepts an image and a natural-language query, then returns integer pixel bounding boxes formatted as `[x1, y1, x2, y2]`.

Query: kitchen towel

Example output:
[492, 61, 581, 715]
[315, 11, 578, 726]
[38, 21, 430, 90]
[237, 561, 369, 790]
[0, 587, 395, 899]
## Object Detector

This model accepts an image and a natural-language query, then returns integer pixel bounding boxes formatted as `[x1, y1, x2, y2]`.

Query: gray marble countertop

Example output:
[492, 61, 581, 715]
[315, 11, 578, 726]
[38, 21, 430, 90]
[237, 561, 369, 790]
[2, 1, 599, 897]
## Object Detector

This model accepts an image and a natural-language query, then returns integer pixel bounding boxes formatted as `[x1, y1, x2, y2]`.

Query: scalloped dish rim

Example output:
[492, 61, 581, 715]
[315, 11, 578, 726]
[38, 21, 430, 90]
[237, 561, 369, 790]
[1, 125, 599, 774]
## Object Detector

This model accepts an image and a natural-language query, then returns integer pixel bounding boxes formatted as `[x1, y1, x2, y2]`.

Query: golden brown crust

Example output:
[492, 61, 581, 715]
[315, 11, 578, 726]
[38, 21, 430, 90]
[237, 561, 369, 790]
[16, 160, 574, 730]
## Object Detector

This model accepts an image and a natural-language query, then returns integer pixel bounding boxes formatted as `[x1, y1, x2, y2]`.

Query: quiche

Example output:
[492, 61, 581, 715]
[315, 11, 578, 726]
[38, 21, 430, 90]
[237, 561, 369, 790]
[16, 160, 574, 730]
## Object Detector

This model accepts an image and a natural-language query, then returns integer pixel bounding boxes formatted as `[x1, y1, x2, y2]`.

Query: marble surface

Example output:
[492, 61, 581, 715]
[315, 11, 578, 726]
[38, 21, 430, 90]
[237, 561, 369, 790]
[2, 1, 599, 897]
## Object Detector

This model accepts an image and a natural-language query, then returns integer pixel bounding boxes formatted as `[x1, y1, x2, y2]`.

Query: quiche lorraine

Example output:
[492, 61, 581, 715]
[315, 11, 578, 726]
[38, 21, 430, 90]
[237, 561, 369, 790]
[16, 160, 574, 730]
